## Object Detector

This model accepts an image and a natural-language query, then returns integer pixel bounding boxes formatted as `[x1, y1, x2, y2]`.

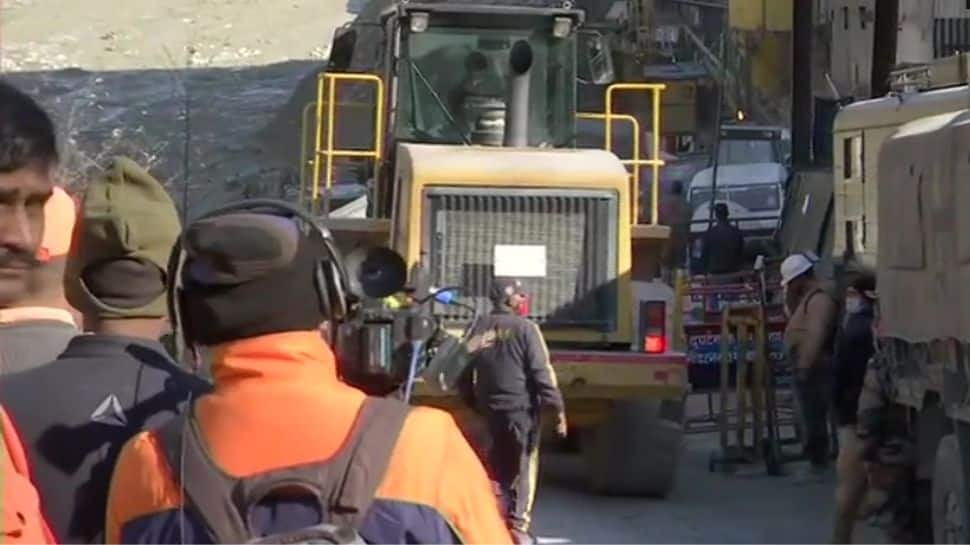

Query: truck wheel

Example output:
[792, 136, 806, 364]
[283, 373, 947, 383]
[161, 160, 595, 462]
[933, 435, 968, 544]
[581, 398, 686, 497]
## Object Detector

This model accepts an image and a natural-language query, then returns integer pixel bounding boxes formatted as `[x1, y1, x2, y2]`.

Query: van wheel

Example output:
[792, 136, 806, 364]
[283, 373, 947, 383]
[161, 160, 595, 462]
[581, 398, 685, 497]
[933, 435, 968, 544]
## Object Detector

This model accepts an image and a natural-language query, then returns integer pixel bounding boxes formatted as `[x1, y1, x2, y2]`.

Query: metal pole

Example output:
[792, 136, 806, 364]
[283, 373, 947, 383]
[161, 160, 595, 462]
[791, 0, 814, 167]
[871, 0, 900, 98]
[706, 21, 727, 233]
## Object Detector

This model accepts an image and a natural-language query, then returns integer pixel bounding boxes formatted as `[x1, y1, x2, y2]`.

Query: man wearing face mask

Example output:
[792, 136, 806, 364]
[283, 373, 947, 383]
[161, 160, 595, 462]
[831, 273, 877, 543]
[462, 277, 566, 543]
[780, 253, 838, 483]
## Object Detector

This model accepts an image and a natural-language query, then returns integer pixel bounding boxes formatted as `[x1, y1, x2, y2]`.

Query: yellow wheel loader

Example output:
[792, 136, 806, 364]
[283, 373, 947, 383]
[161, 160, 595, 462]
[299, 0, 688, 497]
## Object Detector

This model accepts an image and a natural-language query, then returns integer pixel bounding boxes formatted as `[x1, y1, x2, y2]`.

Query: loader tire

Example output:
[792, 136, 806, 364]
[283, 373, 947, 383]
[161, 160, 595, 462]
[933, 434, 969, 544]
[581, 398, 686, 497]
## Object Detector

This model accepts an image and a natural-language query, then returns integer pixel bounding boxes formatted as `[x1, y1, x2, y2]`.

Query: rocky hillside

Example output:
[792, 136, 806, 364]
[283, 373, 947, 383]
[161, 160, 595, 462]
[0, 0, 352, 218]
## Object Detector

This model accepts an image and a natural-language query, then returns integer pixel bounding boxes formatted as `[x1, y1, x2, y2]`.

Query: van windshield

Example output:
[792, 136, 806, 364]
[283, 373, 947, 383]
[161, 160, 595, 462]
[690, 183, 782, 213]
[717, 139, 780, 165]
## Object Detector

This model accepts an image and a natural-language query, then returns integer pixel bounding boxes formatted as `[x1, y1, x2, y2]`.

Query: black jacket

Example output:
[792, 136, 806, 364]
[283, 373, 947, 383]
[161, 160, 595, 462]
[0, 334, 211, 543]
[702, 221, 746, 274]
[460, 307, 564, 415]
[832, 307, 875, 426]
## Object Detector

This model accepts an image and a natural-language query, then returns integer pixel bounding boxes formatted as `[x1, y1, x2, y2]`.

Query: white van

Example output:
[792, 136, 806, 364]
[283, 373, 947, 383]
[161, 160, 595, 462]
[688, 162, 787, 236]
[687, 162, 787, 270]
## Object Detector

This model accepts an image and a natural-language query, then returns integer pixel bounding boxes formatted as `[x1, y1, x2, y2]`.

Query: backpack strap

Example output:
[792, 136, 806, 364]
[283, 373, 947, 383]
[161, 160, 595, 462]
[155, 408, 250, 543]
[235, 397, 411, 528]
[156, 397, 411, 542]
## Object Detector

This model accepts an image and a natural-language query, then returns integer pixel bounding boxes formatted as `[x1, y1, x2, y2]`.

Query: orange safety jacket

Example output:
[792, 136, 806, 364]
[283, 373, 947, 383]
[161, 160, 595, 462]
[105, 331, 513, 544]
[1, 406, 57, 544]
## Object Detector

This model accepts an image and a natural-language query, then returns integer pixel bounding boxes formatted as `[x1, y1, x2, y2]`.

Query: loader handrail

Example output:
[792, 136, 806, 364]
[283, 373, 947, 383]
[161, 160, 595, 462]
[576, 112, 642, 217]
[605, 83, 666, 226]
[310, 72, 386, 215]
[300, 99, 381, 208]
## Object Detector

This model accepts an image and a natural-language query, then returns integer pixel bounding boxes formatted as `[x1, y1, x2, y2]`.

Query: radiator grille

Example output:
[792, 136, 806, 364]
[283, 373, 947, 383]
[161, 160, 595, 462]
[425, 188, 618, 331]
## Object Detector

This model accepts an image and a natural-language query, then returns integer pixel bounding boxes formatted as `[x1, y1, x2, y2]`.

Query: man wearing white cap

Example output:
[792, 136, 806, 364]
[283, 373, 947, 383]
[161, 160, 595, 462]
[781, 252, 838, 482]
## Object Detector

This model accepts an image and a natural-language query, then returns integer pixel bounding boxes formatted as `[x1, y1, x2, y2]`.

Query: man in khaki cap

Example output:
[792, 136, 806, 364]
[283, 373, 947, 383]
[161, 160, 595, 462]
[0, 157, 206, 544]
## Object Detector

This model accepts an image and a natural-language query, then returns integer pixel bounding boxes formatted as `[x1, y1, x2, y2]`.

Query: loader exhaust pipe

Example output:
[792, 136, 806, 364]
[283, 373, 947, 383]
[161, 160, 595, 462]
[503, 40, 533, 148]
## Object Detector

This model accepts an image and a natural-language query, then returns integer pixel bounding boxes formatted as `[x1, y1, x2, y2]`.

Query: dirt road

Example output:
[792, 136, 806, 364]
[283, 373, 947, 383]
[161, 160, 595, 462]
[533, 434, 883, 543]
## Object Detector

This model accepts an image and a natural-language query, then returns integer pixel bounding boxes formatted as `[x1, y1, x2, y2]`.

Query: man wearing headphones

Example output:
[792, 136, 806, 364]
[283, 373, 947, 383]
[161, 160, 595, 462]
[105, 208, 513, 544]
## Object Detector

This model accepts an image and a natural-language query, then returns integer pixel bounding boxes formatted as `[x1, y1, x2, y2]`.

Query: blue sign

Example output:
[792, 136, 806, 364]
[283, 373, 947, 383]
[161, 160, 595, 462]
[686, 331, 785, 366]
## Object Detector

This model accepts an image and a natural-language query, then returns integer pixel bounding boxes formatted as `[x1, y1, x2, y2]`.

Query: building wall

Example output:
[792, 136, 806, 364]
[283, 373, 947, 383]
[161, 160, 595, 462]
[729, 0, 793, 31]
[829, 0, 875, 99]
[933, 0, 970, 19]
[933, 0, 970, 58]
[897, 0, 935, 64]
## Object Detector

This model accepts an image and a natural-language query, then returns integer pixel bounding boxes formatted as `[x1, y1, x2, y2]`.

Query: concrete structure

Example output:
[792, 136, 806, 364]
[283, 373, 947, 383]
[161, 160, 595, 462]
[933, 0, 970, 58]
[827, 0, 970, 100]
[725, 0, 794, 124]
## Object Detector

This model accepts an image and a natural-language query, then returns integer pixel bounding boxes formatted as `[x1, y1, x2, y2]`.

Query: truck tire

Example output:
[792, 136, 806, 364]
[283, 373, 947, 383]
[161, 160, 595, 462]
[933, 434, 969, 544]
[581, 398, 686, 497]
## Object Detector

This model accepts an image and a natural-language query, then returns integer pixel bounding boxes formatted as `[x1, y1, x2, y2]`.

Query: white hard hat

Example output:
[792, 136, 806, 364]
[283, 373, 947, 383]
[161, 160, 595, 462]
[780, 253, 817, 286]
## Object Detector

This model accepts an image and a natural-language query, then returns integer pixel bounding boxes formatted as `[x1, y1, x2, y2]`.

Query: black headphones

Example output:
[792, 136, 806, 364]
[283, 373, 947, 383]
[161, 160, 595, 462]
[166, 199, 355, 366]
[166, 199, 416, 394]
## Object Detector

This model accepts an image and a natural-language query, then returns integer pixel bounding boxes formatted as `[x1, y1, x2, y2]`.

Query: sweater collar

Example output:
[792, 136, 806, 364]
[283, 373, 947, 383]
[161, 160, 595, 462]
[209, 331, 339, 387]
[0, 306, 77, 327]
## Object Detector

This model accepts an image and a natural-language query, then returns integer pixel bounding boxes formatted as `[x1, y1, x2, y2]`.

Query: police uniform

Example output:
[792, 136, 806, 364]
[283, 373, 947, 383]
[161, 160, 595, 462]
[463, 278, 565, 539]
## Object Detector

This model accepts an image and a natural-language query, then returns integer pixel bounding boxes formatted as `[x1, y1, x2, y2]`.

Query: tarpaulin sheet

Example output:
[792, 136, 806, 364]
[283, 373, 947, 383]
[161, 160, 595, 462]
[877, 109, 970, 343]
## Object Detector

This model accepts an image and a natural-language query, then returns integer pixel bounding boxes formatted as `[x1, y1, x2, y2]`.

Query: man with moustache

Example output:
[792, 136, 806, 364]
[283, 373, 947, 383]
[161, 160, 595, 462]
[0, 80, 61, 376]
[0, 186, 79, 375]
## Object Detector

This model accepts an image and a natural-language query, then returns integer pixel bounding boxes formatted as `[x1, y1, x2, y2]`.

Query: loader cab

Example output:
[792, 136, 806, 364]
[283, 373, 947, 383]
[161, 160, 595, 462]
[311, 3, 662, 228]
[386, 4, 584, 148]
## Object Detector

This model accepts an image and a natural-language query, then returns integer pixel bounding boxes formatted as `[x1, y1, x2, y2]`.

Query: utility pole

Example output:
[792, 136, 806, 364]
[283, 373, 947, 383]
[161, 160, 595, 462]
[871, 0, 900, 97]
[791, 0, 814, 167]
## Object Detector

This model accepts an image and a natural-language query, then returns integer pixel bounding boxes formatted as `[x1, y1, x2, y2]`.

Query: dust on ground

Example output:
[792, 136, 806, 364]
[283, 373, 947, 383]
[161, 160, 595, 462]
[0, 0, 352, 217]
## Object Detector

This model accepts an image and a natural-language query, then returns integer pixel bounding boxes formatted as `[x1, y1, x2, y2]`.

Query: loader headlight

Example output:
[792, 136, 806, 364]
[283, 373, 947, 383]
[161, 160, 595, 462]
[410, 12, 429, 33]
[553, 17, 573, 38]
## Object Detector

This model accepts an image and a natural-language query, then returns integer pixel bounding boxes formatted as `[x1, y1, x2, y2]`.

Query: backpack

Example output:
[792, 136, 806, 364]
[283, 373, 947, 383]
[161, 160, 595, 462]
[155, 397, 411, 544]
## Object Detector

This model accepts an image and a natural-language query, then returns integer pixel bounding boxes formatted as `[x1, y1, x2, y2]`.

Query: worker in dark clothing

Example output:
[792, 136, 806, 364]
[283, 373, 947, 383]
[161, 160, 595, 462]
[0, 157, 208, 543]
[461, 277, 567, 544]
[832, 273, 877, 543]
[701, 202, 746, 275]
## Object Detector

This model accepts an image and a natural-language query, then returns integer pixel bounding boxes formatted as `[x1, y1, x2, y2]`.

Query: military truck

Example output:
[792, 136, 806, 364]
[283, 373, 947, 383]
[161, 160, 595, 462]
[298, 0, 689, 496]
[832, 54, 970, 542]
